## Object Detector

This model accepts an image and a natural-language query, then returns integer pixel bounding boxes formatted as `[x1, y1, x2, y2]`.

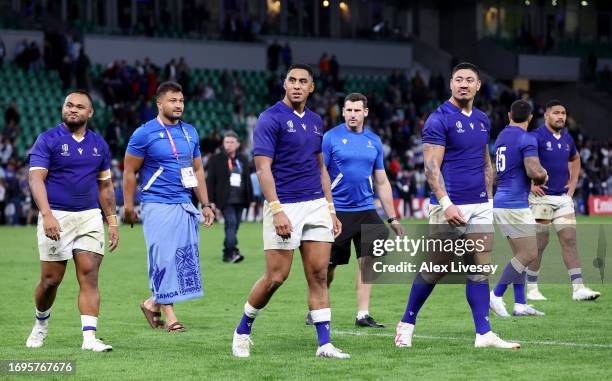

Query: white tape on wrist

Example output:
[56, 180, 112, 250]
[439, 196, 453, 211]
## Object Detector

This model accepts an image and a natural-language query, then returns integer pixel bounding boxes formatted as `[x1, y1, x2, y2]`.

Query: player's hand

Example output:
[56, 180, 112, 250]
[444, 204, 466, 226]
[331, 213, 342, 238]
[273, 211, 293, 239]
[108, 225, 119, 252]
[565, 182, 576, 198]
[531, 183, 547, 197]
[202, 206, 215, 228]
[42, 213, 62, 241]
[124, 207, 139, 225]
[390, 220, 406, 236]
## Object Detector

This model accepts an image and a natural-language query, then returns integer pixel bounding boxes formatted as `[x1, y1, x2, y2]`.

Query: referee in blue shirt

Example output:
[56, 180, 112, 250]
[314, 93, 405, 328]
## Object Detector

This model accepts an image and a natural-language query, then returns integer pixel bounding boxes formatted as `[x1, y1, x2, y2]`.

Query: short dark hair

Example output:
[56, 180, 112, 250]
[452, 62, 480, 78]
[223, 131, 239, 141]
[286, 63, 314, 80]
[510, 100, 533, 123]
[545, 99, 564, 110]
[66, 89, 93, 108]
[344, 93, 368, 108]
[156, 81, 183, 98]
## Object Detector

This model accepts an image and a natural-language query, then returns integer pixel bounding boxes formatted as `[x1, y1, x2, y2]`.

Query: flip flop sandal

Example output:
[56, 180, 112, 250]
[167, 321, 186, 333]
[140, 302, 163, 329]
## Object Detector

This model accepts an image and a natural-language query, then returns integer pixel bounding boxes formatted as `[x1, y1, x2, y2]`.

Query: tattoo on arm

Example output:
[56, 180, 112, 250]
[523, 157, 547, 185]
[423, 143, 447, 197]
[98, 179, 117, 217]
[484, 148, 494, 198]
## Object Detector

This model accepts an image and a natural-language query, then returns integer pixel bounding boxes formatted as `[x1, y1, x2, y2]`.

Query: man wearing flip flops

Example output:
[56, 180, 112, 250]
[123, 81, 215, 333]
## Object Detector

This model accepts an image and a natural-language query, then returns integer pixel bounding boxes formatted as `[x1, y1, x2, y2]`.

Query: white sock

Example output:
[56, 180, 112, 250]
[35, 308, 51, 327]
[244, 302, 261, 318]
[356, 310, 369, 320]
[81, 315, 98, 339]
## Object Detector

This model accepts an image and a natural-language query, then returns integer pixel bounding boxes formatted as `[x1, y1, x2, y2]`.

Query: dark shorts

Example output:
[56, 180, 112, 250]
[330, 209, 389, 266]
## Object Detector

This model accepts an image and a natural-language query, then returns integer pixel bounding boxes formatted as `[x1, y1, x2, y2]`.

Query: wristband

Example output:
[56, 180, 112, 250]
[269, 200, 283, 215]
[387, 216, 398, 223]
[439, 196, 453, 212]
[106, 214, 118, 226]
[328, 202, 336, 214]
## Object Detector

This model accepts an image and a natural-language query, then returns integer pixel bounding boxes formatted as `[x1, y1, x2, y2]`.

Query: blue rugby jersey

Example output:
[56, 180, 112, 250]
[531, 125, 578, 196]
[323, 123, 384, 212]
[253, 101, 325, 203]
[29, 124, 111, 211]
[422, 101, 491, 205]
[493, 126, 539, 209]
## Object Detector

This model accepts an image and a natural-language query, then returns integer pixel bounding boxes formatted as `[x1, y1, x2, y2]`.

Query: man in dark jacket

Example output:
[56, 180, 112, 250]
[206, 131, 253, 263]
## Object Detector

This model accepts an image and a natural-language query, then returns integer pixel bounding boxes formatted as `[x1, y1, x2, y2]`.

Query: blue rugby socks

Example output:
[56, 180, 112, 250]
[236, 302, 260, 335]
[311, 308, 331, 347]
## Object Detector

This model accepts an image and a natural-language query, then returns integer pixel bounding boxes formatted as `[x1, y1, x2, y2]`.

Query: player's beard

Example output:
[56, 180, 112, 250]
[62, 116, 87, 132]
[452, 95, 472, 109]
[163, 110, 182, 122]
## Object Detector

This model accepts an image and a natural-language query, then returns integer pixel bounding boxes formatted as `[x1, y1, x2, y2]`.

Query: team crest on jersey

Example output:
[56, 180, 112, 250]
[342, 138, 348, 144]
[480, 122, 486, 131]
[301, 123, 307, 130]
[313, 125, 322, 136]
[61, 144, 70, 156]
[367, 140, 375, 148]
[565, 143, 570, 151]
[77, 147, 83, 155]
[286, 120, 296, 133]
[93, 147, 101, 156]
[159, 132, 165, 139]
[558, 143, 562, 149]
[455, 121, 465, 133]
[546, 141, 553, 151]
[469, 122, 474, 130]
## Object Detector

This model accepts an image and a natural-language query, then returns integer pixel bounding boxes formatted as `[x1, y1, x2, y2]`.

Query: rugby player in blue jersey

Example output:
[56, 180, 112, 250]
[489, 100, 548, 317]
[232, 64, 348, 359]
[26, 90, 119, 352]
[525, 100, 600, 301]
[395, 63, 520, 349]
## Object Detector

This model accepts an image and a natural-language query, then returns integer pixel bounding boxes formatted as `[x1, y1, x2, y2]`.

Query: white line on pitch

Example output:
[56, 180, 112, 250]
[333, 330, 612, 349]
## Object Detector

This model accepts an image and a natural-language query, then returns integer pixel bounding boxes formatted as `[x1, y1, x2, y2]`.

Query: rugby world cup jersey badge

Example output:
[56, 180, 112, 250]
[287, 120, 296, 133]
[455, 121, 465, 133]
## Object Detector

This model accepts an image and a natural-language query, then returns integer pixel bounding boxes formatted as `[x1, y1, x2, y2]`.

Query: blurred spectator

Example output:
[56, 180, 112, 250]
[267, 40, 281, 72]
[75, 48, 91, 90]
[0, 138, 14, 165]
[281, 42, 292, 70]
[0, 38, 5, 65]
[319, 53, 330, 76]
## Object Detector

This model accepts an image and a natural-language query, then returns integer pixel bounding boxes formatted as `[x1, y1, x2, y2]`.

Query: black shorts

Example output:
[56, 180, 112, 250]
[330, 209, 389, 266]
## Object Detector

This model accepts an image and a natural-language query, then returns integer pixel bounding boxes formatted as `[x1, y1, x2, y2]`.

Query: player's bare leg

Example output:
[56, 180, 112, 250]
[524, 220, 551, 300]
[354, 257, 383, 327]
[249, 249, 294, 308]
[301, 241, 349, 358]
[35, 260, 68, 312]
[27, 260, 67, 348]
[74, 251, 102, 316]
[555, 214, 601, 300]
[233, 249, 293, 357]
[74, 251, 111, 351]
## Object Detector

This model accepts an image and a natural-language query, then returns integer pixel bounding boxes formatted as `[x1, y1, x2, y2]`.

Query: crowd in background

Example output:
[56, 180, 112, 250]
[0, 40, 611, 225]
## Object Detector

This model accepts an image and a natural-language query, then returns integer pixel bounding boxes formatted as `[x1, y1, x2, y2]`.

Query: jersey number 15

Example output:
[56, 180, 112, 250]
[495, 147, 506, 172]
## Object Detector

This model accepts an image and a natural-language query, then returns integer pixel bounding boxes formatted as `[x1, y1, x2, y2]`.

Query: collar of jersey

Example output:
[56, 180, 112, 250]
[444, 100, 475, 117]
[278, 101, 308, 118]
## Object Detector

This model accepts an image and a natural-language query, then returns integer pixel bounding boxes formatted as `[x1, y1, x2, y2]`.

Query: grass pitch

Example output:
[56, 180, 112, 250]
[1, 216, 611, 380]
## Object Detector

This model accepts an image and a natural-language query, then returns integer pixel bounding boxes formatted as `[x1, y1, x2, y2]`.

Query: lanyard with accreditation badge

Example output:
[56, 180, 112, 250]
[157, 117, 198, 188]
